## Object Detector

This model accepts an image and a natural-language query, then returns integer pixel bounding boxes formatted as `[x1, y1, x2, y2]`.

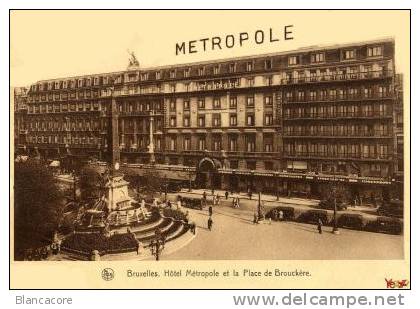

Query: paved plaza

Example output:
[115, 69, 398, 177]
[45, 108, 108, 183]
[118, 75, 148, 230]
[162, 199, 404, 260]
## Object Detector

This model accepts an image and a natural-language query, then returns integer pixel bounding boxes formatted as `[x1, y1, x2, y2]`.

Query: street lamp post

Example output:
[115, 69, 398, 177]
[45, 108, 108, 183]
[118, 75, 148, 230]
[332, 182, 340, 234]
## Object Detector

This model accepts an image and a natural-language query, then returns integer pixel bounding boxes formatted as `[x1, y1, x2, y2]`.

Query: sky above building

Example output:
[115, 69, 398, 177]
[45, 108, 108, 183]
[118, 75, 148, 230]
[10, 10, 409, 87]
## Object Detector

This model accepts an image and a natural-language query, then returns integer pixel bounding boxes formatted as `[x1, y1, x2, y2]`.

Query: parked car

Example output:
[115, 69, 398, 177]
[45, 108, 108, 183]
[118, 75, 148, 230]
[318, 198, 348, 211]
[377, 199, 403, 218]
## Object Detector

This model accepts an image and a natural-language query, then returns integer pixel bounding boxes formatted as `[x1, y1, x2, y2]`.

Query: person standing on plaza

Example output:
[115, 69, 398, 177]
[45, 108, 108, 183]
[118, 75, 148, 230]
[216, 193, 220, 205]
[248, 189, 253, 200]
[317, 218, 323, 234]
[209, 205, 213, 217]
[253, 212, 258, 224]
[141, 198, 146, 209]
[225, 191, 229, 200]
[207, 216, 213, 231]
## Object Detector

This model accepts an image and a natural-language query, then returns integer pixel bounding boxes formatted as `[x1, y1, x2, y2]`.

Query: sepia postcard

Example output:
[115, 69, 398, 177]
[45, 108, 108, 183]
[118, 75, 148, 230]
[9, 9, 410, 289]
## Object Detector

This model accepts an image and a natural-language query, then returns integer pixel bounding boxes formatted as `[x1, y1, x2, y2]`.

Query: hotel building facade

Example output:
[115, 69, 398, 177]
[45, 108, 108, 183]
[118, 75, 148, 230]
[13, 38, 403, 201]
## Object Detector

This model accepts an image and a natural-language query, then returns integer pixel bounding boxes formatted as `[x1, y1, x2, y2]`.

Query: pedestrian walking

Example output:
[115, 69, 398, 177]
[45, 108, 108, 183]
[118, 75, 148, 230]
[253, 212, 258, 224]
[317, 218, 323, 234]
[203, 191, 207, 201]
[216, 193, 220, 205]
[189, 221, 196, 235]
[207, 216, 213, 231]
[209, 205, 213, 216]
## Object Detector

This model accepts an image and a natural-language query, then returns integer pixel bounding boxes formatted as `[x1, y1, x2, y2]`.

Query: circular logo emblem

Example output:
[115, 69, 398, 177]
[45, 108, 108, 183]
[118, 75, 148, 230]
[101, 268, 115, 281]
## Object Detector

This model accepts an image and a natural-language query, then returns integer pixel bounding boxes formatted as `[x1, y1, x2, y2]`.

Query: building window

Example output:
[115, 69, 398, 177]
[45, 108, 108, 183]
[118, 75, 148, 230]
[198, 98, 205, 109]
[170, 116, 176, 127]
[183, 136, 191, 150]
[247, 114, 255, 126]
[368, 46, 383, 57]
[213, 114, 221, 127]
[230, 114, 237, 126]
[246, 61, 253, 72]
[246, 96, 254, 108]
[156, 71, 161, 79]
[184, 68, 190, 78]
[198, 115, 205, 127]
[311, 53, 325, 63]
[170, 84, 176, 93]
[183, 100, 190, 110]
[183, 116, 190, 127]
[213, 137, 222, 151]
[198, 136, 206, 150]
[264, 95, 273, 106]
[229, 63, 236, 73]
[213, 65, 220, 75]
[265, 75, 273, 86]
[247, 78, 254, 87]
[288, 56, 298, 65]
[198, 67, 205, 76]
[170, 137, 177, 151]
[229, 136, 238, 151]
[344, 49, 355, 60]
[213, 97, 221, 109]
[265, 114, 273, 126]
[169, 100, 176, 111]
[265, 59, 272, 70]
[170, 70, 176, 79]
[229, 96, 237, 109]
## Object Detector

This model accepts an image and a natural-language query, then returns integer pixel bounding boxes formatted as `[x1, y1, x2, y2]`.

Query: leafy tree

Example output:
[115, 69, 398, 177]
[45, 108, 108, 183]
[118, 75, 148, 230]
[14, 160, 66, 259]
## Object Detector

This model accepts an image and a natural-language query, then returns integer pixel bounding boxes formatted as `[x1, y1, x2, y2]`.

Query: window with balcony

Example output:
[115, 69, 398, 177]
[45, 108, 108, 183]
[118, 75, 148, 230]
[184, 68, 190, 78]
[229, 63, 236, 73]
[170, 70, 176, 79]
[183, 100, 190, 110]
[198, 67, 205, 76]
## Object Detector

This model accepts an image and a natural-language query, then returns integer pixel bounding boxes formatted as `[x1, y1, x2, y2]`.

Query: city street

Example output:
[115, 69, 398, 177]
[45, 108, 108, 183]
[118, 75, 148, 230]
[164, 203, 404, 260]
